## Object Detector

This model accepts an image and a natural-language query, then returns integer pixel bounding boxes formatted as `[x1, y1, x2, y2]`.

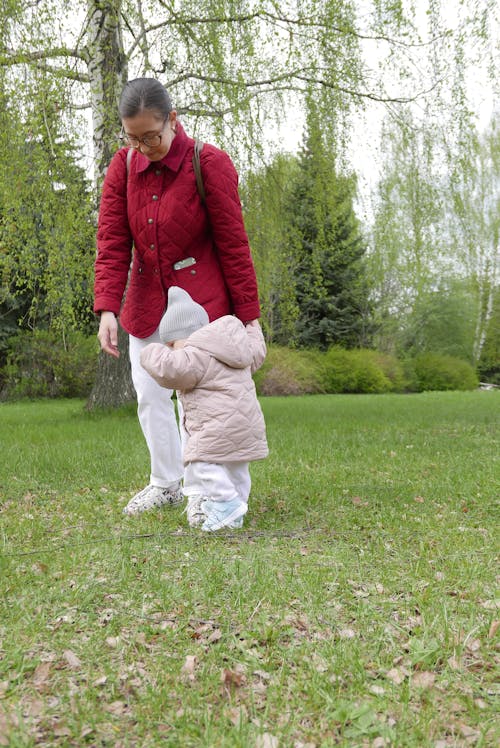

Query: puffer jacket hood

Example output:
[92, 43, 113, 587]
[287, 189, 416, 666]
[187, 316, 253, 370]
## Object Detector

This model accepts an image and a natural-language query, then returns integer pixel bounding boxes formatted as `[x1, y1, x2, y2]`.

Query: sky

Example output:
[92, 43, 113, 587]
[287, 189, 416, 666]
[74, 0, 497, 215]
[274, 1, 498, 219]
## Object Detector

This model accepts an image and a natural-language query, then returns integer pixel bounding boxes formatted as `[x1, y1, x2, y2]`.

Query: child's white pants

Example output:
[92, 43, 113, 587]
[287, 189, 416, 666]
[184, 461, 251, 504]
[129, 331, 184, 488]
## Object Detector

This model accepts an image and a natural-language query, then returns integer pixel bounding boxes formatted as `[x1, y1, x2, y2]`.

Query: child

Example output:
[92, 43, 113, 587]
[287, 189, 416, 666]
[140, 287, 268, 531]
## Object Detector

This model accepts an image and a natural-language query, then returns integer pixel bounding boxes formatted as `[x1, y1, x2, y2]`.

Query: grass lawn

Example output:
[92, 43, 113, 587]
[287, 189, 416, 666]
[0, 391, 498, 747]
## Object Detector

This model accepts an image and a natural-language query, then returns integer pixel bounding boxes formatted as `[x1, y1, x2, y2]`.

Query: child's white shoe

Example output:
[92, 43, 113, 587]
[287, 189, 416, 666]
[201, 498, 247, 532]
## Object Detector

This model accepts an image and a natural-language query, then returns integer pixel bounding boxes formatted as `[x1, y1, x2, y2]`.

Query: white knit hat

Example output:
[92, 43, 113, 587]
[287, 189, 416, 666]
[159, 286, 209, 343]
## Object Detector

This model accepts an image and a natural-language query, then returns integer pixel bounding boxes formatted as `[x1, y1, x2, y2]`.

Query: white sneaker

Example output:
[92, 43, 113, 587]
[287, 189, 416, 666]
[201, 498, 247, 532]
[184, 496, 207, 528]
[123, 482, 183, 515]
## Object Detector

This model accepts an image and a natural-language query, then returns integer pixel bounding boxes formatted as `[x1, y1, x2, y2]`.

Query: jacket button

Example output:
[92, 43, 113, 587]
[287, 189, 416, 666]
[190, 269, 196, 275]
[152, 195, 159, 201]
[155, 169, 161, 175]
[150, 244, 155, 250]
[148, 218, 153, 224]
[153, 267, 159, 274]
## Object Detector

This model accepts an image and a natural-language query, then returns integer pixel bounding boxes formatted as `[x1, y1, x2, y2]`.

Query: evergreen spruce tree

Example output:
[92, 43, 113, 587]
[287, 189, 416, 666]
[276, 111, 371, 350]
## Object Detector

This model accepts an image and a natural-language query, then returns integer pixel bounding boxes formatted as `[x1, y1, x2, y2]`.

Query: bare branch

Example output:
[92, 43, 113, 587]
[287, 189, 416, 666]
[0, 45, 88, 65]
[147, 5, 446, 49]
[165, 70, 443, 105]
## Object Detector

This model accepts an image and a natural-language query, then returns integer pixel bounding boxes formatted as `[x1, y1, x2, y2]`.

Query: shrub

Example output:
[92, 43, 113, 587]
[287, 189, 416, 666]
[0, 329, 99, 400]
[253, 345, 325, 396]
[255, 346, 407, 396]
[367, 350, 407, 391]
[412, 353, 479, 392]
[322, 347, 394, 394]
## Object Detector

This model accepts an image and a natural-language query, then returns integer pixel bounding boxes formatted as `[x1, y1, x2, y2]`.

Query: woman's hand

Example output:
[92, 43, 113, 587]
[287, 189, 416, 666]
[98, 311, 120, 358]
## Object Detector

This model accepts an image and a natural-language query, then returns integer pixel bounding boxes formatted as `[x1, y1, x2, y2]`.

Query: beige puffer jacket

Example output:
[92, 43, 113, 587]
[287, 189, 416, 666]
[140, 316, 268, 464]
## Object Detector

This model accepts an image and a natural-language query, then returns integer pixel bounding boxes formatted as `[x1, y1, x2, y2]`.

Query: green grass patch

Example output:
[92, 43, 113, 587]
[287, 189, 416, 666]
[0, 392, 499, 746]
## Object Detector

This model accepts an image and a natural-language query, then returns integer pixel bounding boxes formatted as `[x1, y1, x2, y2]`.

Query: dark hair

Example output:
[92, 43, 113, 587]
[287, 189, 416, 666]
[118, 78, 172, 120]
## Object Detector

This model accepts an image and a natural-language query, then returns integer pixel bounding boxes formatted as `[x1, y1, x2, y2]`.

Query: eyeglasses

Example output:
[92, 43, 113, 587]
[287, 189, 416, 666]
[119, 118, 168, 149]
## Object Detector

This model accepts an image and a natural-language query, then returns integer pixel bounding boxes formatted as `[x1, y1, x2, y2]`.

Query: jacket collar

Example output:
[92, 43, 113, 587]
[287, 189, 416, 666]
[135, 123, 191, 174]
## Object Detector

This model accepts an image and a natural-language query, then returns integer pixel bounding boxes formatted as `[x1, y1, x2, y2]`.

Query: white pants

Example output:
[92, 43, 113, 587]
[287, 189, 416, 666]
[184, 461, 251, 504]
[129, 331, 184, 488]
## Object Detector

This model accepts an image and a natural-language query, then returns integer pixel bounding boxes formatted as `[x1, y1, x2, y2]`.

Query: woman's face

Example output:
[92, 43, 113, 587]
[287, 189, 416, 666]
[121, 109, 177, 161]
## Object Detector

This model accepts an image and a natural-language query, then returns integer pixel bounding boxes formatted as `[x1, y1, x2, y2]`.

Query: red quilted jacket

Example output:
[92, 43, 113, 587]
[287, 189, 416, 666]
[94, 124, 260, 338]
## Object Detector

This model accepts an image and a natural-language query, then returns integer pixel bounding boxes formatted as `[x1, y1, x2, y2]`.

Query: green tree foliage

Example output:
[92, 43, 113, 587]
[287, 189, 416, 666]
[398, 281, 477, 363]
[0, 74, 95, 358]
[368, 108, 445, 354]
[243, 106, 371, 350]
[242, 153, 301, 341]
[477, 288, 500, 384]
[367, 1, 499, 365]
[284, 112, 371, 349]
[0, 0, 497, 403]
[445, 117, 500, 364]
[369, 110, 499, 366]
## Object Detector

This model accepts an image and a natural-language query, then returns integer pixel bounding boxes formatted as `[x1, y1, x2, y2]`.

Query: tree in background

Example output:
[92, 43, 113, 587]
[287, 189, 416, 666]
[0, 0, 458, 405]
[0, 0, 497, 401]
[368, 110, 499, 366]
[243, 104, 371, 350]
[283, 108, 370, 349]
[368, 108, 446, 355]
[241, 153, 301, 342]
[445, 117, 500, 365]
[477, 288, 500, 384]
[0, 74, 95, 362]
[367, 1, 498, 367]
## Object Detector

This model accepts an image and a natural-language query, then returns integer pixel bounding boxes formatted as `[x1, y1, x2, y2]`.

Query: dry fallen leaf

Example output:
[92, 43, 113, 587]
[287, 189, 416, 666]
[32, 662, 51, 690]
[369, 684, 386, 696]
[24, 698, 44, 717]
[385, 667, 408, 685]
[63, 650, 82, 670]
[412, 670, 436, 689]
[488, 620, 499, 638]
[208, 629, 222, 644]
[221, 668, 246, 688]
[181, 655, 198, 681]
[255, 733, 279, 748]
[53, 723, 72, 737]
[103, 700, 128, 715]
[465, 638, 481, 653]
[228, 704, 248, 727]
[351, 496, 368, 506]
[458, 723, 480, 739]
[338, 628, 356, 639]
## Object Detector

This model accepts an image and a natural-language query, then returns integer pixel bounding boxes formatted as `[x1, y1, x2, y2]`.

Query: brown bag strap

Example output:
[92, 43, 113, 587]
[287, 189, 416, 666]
[126, 146, 134, 176]
[192, 139, 206, 204]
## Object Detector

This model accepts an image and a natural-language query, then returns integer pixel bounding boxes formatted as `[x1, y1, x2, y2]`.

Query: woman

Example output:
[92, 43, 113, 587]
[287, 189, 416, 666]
[94, 78, 261, 516]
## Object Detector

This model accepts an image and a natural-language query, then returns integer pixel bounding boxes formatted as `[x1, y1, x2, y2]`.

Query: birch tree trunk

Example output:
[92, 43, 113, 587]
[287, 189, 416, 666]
[85, 0, 136, 408]
[87, 0, 128, 190]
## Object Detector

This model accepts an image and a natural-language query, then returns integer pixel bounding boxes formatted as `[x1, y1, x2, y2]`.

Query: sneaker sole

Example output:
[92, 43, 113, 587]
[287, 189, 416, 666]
[201, 504, 247, 532]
